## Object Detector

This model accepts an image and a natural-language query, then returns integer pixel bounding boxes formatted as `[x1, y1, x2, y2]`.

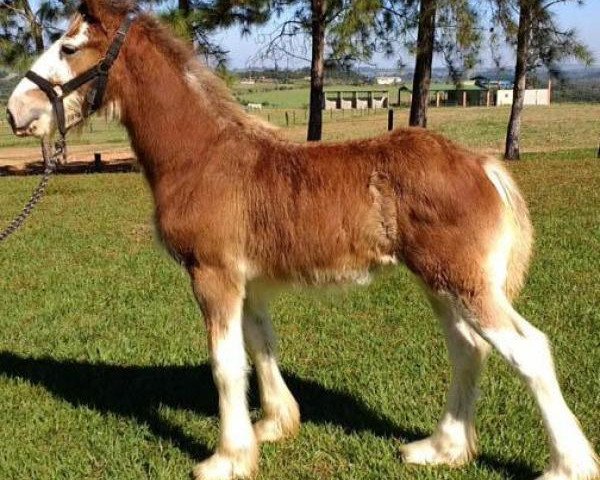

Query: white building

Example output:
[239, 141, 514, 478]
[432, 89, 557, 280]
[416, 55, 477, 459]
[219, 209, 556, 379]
[376, 76, 402, 85]
[496, 88, 551, 106]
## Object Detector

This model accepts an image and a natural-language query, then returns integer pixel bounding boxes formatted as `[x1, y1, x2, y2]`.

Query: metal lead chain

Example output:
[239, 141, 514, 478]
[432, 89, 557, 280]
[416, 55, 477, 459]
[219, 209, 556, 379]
[0, 137, 64, 243]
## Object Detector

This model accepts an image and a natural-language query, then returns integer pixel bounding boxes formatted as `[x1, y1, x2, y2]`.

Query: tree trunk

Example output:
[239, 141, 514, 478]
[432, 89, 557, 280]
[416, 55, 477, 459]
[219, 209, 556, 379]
[178, 0, 190, 14]
[307, 0, 326, 142]
[505, 0, 532, 161]
[32, 22, 44, 54]
[409, 0, 436, 128]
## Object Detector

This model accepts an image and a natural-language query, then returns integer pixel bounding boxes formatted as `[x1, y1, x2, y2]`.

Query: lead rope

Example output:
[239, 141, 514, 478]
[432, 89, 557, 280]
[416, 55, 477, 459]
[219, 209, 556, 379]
[0, 136, 65, 243]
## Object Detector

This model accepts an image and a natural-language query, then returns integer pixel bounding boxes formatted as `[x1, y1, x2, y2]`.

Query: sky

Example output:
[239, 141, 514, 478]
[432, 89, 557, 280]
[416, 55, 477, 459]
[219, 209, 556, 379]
[211, 1, 600, 71]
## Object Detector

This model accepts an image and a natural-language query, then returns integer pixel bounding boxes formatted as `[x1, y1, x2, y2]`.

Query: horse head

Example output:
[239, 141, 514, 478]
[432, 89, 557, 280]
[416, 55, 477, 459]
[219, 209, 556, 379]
[6, 0, 134, 138]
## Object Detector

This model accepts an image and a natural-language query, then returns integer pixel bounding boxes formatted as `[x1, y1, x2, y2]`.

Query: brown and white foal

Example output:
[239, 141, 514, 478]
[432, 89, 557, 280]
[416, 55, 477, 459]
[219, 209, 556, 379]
[7, 1, 599, 479]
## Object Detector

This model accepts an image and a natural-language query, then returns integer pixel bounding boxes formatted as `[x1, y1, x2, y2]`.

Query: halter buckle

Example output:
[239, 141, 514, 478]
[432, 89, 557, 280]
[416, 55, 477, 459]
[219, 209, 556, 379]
[97, 61, 110, 74]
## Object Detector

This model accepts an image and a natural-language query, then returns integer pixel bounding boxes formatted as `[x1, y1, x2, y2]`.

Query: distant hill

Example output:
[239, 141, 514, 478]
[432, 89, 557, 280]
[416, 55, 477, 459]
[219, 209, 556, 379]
[355, 65, 600, 84]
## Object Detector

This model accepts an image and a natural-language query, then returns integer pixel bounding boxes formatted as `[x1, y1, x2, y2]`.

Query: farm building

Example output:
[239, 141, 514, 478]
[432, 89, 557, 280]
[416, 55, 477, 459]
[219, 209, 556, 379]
[397, 83, 492, 107]
[397, 79, 551, 107]
[496, 86, 551, 106]
[323, 90, 389, 110]
[376, 76, 402, 85]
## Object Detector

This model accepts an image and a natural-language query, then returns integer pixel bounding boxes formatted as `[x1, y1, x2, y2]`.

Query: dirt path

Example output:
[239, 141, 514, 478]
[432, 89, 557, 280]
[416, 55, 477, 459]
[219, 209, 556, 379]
[0, 143, 133, 167]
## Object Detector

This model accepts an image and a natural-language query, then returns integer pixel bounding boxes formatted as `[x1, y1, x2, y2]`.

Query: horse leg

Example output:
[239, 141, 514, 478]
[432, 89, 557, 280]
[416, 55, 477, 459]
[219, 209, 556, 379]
[190, 266, 258, 480]
[243, 284, 300, 443]
[463, 289, 599, 480]
[400, 292, 491, 465]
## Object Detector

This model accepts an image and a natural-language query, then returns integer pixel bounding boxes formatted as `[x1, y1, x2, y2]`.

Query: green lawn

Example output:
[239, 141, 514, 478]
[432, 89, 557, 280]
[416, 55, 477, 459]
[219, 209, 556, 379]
[234, 84, 401, 109]
[2, 103, 599, 156]
[0, 146, 598, 479]
[233, 82, 488, 109]
[276, 104, 600, 151]
[0, 117, 128, 149]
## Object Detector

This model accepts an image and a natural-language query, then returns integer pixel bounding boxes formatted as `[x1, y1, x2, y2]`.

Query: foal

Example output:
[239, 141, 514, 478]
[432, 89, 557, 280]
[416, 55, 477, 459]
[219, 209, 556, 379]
[7, 1, 599, 479]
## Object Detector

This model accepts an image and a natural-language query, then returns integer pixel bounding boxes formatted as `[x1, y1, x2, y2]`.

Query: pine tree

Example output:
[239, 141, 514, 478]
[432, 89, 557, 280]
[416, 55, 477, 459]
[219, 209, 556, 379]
[408, 0, 481, 127]
[492, 0, 592, 160]
[0, 0, 67, 71]
[160, 1, 268, 66]
[409, 0, 435, 127]
[212, 0, 389, 141]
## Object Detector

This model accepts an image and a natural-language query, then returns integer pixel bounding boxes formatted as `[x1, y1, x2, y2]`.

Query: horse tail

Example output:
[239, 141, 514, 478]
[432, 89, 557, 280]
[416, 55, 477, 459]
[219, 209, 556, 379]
[483, 158, 534, 301]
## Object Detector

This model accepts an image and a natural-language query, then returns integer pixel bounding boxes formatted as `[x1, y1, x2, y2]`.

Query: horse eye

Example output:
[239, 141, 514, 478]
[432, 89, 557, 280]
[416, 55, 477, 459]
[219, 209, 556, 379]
[61, 44, 78, 56]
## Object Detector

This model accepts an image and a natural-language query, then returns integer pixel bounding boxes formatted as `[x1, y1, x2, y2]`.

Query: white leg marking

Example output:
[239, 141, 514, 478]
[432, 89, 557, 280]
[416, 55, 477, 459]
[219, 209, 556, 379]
[194, 300, 258, 480]
[480, 294, 599, 480]
[243, 287, 300, 443]
[401, 294, 490, 466]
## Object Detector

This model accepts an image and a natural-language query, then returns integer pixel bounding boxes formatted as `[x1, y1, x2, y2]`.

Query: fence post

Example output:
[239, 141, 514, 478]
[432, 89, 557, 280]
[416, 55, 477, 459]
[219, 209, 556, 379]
[285, 111, 289, 127]
[293, 111, 296, 124]
[462, 91, 467, 107]
[387, 109, 394, 131]
[94, 153, 102, 173]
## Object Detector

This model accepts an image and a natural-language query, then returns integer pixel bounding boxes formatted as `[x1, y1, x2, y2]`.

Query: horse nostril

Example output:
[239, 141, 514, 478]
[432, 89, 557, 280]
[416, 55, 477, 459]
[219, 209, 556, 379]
[6, 108, 17, 132]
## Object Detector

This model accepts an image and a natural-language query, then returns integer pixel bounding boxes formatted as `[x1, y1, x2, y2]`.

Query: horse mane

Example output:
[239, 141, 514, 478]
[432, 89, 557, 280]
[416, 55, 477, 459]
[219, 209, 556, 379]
[129, 10, 279, 139]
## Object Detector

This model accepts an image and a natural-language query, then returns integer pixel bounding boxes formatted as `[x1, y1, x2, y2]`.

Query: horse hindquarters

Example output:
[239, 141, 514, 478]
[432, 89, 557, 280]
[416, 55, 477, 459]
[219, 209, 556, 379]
[402, 162, 599, 479]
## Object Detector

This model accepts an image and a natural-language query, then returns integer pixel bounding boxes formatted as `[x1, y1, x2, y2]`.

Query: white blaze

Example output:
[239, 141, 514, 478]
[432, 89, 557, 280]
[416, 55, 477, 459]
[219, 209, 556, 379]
[13, 22, 88, 96]
[8, 21, 89, 136]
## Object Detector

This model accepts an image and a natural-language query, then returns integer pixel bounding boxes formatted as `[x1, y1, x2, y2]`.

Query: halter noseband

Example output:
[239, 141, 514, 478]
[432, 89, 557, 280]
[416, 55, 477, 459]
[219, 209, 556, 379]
[24, 12, 135, 137]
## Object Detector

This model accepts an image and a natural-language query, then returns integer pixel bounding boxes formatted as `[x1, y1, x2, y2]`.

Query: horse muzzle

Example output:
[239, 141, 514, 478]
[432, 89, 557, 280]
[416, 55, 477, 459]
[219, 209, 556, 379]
[6, 91, 53, 137]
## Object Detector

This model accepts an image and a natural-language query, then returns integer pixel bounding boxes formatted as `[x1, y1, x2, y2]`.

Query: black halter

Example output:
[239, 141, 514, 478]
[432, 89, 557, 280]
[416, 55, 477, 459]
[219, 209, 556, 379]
[24, 12, 135, 137]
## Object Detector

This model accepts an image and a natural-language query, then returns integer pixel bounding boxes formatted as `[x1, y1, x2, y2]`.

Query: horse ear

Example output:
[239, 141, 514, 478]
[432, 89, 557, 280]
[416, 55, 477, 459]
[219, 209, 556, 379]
[79, 0, 105, 21]
[79, 0, 131, 31]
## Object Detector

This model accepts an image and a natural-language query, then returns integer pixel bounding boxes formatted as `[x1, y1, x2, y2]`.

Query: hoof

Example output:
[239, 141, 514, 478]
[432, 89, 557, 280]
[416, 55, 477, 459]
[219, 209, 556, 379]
[192, 449, 258, 480]
[399, 436, 474, 466]
[254, 398, 300, 443]
[536, 457, 600, 480]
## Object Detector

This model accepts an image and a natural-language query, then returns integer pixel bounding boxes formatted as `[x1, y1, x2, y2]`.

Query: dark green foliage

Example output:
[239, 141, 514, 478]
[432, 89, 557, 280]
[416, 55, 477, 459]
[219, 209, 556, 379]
[489, 0, 592, 160]
[0, 0, 70, 71]
[160, 0, 270, 65]
[489, 0, 593, 74]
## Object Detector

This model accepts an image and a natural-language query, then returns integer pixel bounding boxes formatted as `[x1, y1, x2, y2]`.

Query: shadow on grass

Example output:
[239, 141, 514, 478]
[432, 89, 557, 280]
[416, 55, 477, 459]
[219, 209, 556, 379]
[0, 351, 538, 479]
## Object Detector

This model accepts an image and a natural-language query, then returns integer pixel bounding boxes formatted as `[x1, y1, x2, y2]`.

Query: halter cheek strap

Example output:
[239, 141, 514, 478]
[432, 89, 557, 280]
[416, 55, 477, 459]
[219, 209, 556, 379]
[24, 12, 135, 137]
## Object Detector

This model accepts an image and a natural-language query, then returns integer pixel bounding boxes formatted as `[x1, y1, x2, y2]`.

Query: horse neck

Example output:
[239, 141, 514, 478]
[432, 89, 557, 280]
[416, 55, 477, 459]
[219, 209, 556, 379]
[116, 40, 225, 187]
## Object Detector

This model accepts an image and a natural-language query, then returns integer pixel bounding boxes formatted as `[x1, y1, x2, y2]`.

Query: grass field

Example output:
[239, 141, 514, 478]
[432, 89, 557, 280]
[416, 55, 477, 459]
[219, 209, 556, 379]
[2, 103, 599, 157]
[0, 118, 128, 149]
[0, 107, 599, 479]
[233, 84, 401, 109]
[272, 104, 600, 152]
